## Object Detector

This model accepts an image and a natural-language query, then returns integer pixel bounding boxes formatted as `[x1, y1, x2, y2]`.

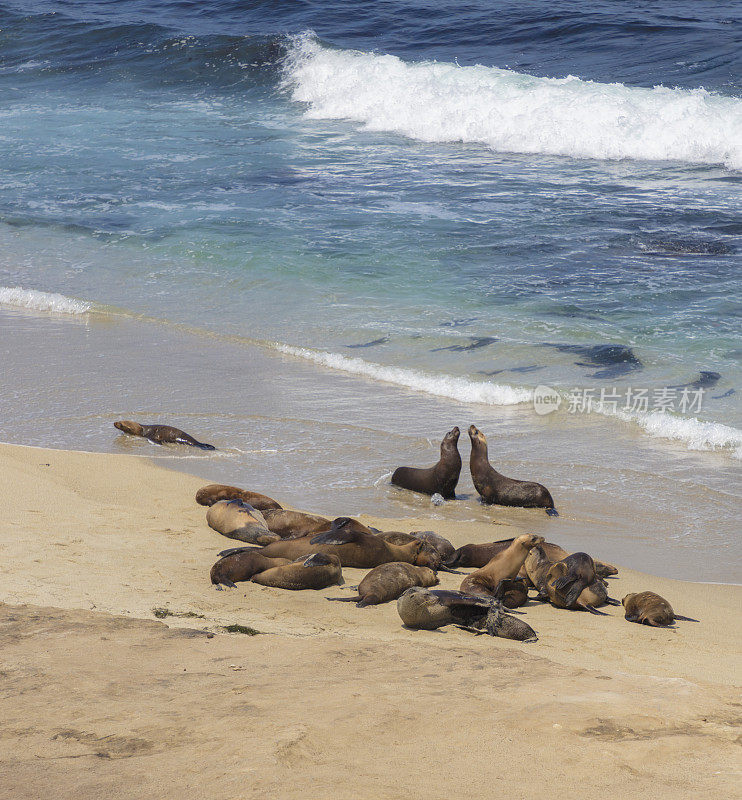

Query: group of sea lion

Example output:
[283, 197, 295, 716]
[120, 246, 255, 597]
[392, 425, 558, 515]
[196, 481, 697, 639]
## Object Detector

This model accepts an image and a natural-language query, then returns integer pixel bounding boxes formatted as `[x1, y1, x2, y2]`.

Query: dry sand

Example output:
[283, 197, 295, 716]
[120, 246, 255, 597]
[0, 441, 740, 799]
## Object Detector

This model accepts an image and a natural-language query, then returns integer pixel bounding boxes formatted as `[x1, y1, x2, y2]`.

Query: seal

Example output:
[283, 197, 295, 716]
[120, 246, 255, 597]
[541, 553, 613, 614]
[526, 544, 619, 596]
[446, 538, 516, 568]
[396, 588, 537, 641]
[460, 533, 545, 600]
[196, 484, 282, 511]
[210, 550, 291, 588]
[260, 509, 334, 538]
[328, 562, 439, 607]
[259, 518, 445, 569]
[391, 427, 462, 499]
[250, 553, 344, 590]
[206, 499, 280, 545]
[622, 591, 698, 627]
[468, 425, 557, 514]
[376, 531, 456, 563]
[490, 577, 530, 609]
[114, 420, 215, 450]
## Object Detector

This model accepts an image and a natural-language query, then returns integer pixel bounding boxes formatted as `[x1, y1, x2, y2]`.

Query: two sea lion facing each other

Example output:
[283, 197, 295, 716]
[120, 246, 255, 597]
[206, 500, 280, 545]
[391, 427, 462, 499]
[251, 553, 344, 590]
[114, 420, 215, 450]
[468, 425, 557, 515]
[397, 588, 537, 642]
[196, 484, 282, 511]
[459, 533, 545, 606]
[622, 591, 698, 627]
[327, 562, 439, 607]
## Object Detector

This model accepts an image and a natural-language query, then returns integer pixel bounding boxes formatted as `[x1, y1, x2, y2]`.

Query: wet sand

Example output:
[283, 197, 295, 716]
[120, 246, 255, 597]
[0, 442, 740, 799]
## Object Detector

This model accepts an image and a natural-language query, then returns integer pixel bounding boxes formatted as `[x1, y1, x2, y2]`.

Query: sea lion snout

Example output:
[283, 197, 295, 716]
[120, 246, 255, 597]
[445, 426, 460, 440]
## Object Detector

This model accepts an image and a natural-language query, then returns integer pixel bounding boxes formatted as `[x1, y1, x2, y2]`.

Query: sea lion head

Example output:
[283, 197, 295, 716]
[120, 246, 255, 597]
[114, 420, 144, 436]
[443, 426, 460, 444]
[468, 424, 486, 446]
[412, 541, 443, 570]
[517, 533, 546, 550]
[621, 593, 636, 608]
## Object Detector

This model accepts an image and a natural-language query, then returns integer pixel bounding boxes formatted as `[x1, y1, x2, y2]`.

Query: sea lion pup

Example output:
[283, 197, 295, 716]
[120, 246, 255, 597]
[543, 553, 610, 615]
[377, 531, 456, 563]
[491, 577, 530, 609]
[391, 427, 462, 499]
[210, 551, 291, 588]
[460, 533, 545, 600]
[260, 509, 334, 539]
[259, 518, 444, 570]
[206, 500, 280, 545]
[250, 553, 344, 591]
[397, 588, 537, 642]
[468, 425, 557, 515]
[622, 592, 698, 627]
[113, 420, 215, 450]
[195, 484, 282, 511]
[328, 563, 439, 607]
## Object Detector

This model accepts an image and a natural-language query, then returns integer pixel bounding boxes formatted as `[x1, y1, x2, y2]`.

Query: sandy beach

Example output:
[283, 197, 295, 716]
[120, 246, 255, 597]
[1, 441, 740, 799]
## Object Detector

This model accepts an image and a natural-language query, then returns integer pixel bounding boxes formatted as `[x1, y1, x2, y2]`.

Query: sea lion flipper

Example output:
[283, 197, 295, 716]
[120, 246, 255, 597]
[146, 438, 164, 446]
[310, 529, 361, 546]
[545, 507, 559, 517]
[217, 546, 254, 558]
[583, 604, 608, 616]
[455, 625, 486, 635]
[216, 579, 237, 589]
[624, 613, 640, 623]
[301, 553, 334, 567]
[672, 614, 699, 622]
[325, 596, 360, 603]
[604, 597, 621, 606]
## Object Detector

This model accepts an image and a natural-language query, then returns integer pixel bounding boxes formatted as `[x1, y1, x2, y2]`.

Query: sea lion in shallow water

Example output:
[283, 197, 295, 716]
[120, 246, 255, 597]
[397, 588, 537, 641]
[210, 550, 291, 588]
[206, 500, 279, 545]
[328, 562, 439, 607]
[468, 425, 556, 514]
[460, 534, 544, 600]
[622, 591, 698, 626]
[196, 484, 282, 511]
[391, 427, 462, 499]
[259, 518, 444, 570]
[114, 420, 215, 450]
[250, 553, 344, 590]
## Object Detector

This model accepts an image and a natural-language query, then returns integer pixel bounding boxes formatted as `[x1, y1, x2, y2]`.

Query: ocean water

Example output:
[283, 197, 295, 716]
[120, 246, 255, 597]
[0, 0, 740, 580]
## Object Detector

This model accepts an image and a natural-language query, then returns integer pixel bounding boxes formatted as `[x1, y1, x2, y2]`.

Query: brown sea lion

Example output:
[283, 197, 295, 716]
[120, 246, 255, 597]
[391, 427, 462, 499]
[524, 544, 553, 594]
[195, 484, 282, 511]
[259, 518, 445, 570]
[328, 562, 439, 607]
[114, 420, 215, 450]
[468, 425, 556, 514]
[396, 588, 537, 641]
[260, 509, 334, 538]
[543, 553, 609, 614]
[460, 533, 545, 599]
[206, 500, 279, 545]
[408, 530, 456, 562]
[622, 591, 698, 627]
[210, 551, 291, 588]
[446, 538, 516, 568]
[250, 553, 344, 590]
[491, 577, 530, 609]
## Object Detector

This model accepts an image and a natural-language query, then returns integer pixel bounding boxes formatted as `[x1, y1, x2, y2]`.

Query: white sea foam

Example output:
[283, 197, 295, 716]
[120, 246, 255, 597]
[284, 34, 742, 170]
[274, 343, 533, 405]
[0, 286, 91, 315]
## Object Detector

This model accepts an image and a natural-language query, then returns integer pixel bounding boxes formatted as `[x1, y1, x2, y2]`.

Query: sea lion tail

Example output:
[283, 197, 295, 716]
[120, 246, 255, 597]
[325, 596, 361, 603]
[194, 442, 217, 451]
[673, 614, 699, 622]
[545, 507, 559, 517]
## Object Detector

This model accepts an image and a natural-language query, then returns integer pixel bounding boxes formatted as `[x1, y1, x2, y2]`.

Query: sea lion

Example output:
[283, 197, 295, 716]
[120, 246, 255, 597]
[446, 538, 516, 568]
[490, 577, 530, 609]
[543, 553, 608, 614]
[622, 592, 698, 627]
[526, 545, 618, 596]
[391, 427, 462, 499]
[250, 553, 344, 590]
[328, 562, 439, 607]
[210, 551, 291, 588]
[259, 518, 444, 570]
[260, 509, 334, 538]
[468, 425, 556, 514]
[114, 420, 215, 450]
[460, 533, 545, 600]
[195, 484, 282, 511]
[377, 531, 455, 563]
[397, 588, 537, 642]
[206, 500, 279, 545]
